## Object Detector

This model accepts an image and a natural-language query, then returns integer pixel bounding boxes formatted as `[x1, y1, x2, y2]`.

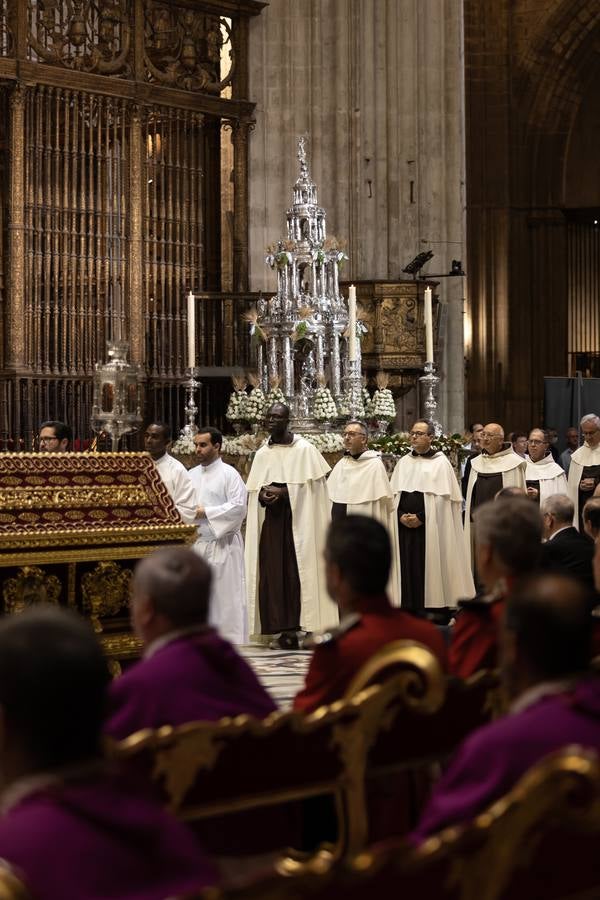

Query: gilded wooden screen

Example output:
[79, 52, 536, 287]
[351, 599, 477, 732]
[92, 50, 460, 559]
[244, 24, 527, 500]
[0, 0, 261, 449]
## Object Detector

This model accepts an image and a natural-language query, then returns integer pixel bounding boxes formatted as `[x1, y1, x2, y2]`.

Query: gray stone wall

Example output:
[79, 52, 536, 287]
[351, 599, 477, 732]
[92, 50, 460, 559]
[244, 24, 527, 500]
[248, 0, 466, 433]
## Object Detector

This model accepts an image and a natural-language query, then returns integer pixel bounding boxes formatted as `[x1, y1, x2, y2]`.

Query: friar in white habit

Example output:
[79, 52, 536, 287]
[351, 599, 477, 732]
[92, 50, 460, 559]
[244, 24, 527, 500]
[144, 422, 197, 524]
[327, 419, 400, 604]
[245, 403, 335, 650]
[390, 420, 474, 612]
[567, 414, 600, 531]
[525, 428, 568, 505]
[464, 422, 527, 567]
[189, 426, 248, 645]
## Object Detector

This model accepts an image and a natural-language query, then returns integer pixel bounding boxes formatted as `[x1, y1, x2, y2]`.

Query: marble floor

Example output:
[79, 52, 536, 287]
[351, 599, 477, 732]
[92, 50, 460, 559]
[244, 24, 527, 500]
[239, 644, 311, 709]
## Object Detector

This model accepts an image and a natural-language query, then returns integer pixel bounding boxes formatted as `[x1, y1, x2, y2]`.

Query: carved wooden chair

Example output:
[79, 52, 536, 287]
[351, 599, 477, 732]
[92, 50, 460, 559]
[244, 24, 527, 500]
[0, 866, 31, 900]
[195, 746, 600, 900]
[109, 650, 448, 865]
[109, 689, 376, 861]
[342, 641, 501, 847]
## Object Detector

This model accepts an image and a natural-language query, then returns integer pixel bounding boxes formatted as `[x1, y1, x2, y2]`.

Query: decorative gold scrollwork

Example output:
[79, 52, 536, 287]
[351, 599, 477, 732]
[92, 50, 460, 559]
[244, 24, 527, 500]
[143, 2, 233, 93]
[27, 0, 131, 75]
[3, 566, 62, 614]
[81, 560, 131, 633]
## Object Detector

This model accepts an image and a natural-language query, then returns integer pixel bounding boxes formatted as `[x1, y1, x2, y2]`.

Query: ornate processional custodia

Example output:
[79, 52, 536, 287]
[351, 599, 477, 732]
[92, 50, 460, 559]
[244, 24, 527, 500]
[258, 137, 363, 432]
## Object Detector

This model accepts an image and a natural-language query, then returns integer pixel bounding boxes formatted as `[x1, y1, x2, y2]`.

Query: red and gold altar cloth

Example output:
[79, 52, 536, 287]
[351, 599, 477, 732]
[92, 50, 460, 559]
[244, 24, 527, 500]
[0, 452, 195, 667]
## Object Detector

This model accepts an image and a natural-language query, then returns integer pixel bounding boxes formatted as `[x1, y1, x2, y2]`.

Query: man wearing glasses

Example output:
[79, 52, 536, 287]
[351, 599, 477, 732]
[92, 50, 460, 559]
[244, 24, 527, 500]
[525, 428, 567, 504]
[390, 420, 474, 613]
[567, 414, 600, 531]
[326, 420, 400, 603]
[38, 421, 72, 452]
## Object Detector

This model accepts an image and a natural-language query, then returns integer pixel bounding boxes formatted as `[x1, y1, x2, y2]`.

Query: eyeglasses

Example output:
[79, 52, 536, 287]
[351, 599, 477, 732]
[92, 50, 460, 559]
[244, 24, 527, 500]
[343, 431, 366, 438]
[39, 436, 60, 445]
[409, 431, 429, 438]
[527, 439, 546, 445]
[481, 431, 502, 438]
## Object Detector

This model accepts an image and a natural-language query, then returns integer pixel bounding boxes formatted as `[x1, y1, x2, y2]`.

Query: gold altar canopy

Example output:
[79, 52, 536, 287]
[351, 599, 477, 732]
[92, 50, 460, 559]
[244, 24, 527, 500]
[0, 0, 264, 449]
[0, 450, 196, 664]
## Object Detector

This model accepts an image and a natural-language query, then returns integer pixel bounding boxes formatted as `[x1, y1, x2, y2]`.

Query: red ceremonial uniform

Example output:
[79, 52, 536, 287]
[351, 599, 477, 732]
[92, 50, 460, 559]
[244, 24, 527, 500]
[293, 594, 448, 713]
[448, 598, 505, 678]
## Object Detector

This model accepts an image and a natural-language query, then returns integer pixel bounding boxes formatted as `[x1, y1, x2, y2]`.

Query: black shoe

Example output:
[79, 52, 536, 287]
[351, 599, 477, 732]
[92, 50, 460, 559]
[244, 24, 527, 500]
[268, 631, 300, 650]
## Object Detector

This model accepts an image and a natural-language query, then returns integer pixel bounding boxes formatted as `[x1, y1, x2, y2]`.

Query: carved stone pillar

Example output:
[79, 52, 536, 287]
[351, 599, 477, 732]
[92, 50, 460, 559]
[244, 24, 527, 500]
[128, 104, 144, 366]
[7, 84, 26, 371]
[232, 119, 251, 293]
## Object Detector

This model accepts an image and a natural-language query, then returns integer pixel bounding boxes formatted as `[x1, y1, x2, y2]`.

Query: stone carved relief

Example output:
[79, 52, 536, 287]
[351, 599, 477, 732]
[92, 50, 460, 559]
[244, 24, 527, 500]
[3, 566, 62, 614]
[144, 2, 233, 93]
[27, 0, 131, 75]
[81, 560, 131, 633]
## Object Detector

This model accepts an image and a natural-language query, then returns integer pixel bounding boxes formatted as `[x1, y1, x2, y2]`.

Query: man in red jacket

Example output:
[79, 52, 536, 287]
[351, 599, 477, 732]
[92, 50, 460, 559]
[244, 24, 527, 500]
[449, 496, 542, 677]
[294, 515, 447, 712]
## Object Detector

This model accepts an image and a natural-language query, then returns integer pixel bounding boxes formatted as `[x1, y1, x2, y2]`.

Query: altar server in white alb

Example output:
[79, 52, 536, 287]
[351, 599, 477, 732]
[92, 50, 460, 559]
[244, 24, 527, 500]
[189, 427, 248, 645]
[567, 414, 600, 531]
[144, 422, 197, 524]
[391, 420, 474, 612]
[245, 403, 335, 650]
[525, 428, 567, 505]
[327, 420, 400, 604]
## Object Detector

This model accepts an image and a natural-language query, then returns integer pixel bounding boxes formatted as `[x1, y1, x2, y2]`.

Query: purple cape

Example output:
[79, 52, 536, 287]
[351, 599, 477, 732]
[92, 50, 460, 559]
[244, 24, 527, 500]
[412, 676, 600, 843]
[0, 769, 216, 899]
[105, 629, 276, 739]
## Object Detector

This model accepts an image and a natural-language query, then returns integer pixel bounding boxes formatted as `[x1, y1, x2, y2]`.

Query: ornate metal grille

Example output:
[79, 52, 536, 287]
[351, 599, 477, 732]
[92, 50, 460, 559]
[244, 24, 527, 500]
[0, 0, 261, 449]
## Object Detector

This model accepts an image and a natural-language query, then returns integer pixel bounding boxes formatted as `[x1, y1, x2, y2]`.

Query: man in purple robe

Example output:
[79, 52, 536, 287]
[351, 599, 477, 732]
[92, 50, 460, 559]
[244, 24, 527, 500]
[412, 573, 600, 842]
[105, 547, 276, 740]
[0, 606, 216, 899]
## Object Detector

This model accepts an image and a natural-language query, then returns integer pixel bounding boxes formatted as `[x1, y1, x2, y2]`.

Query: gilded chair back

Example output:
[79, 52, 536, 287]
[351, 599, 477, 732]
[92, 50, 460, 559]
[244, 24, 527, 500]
[196, 746, 600, 900]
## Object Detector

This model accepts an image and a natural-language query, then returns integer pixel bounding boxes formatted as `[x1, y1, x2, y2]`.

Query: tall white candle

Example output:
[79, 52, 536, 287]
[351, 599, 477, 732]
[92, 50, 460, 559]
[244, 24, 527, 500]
[187, 291, 196, 370]
[348, 284, 357, 362]
[424, 286, 434, 363]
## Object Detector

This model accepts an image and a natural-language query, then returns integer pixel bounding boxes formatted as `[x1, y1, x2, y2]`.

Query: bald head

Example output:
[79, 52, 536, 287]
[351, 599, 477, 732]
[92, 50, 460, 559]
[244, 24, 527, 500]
[132, 547, 212, 637]
[505, 573, 593, 682]
[481, 422, 505, 455]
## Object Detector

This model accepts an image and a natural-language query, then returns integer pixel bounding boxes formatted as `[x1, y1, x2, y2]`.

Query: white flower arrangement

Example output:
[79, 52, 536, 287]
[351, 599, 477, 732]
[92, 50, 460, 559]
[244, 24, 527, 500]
[226, 390, 247, 422]
[336, 396, 350, 417]
[265, 374, 286, 411]
[370, 388, 396, 420]
[363, 387, 373, 418]
[222, 433, 265, 456]
[244, 387, 266, 424]
[301, 432, 344, 453]
[265, 387, 286, 408]
[370, 373, 396, 421]
[312, 386, 338, 421]
[341, 392, 365, 418]
[171, 432, 196, 455]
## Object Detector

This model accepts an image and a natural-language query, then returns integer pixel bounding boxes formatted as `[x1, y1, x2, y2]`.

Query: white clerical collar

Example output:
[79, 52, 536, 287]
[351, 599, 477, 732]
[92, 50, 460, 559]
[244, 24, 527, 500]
[0, 760, 106, 815]
[548, 524, 572, 541]
[144, 624, 211, 659]
[510, 678, 577, 715]
[200, 457, 223, 473]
